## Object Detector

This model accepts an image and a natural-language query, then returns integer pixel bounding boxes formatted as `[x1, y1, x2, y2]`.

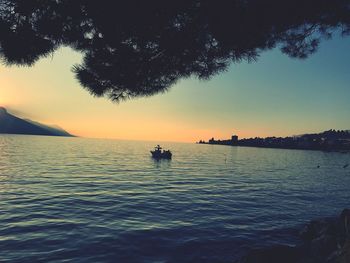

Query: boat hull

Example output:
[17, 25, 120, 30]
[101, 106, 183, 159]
[150, 151, 172, 160]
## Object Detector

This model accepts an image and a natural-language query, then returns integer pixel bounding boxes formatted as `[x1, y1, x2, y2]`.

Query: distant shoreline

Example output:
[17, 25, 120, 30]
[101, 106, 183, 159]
[0, 132, 76, 138]
[197, 129, 350, 153]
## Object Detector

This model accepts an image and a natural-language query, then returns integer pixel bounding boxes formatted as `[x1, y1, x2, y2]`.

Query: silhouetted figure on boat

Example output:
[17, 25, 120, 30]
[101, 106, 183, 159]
[151, 145, 172, 160]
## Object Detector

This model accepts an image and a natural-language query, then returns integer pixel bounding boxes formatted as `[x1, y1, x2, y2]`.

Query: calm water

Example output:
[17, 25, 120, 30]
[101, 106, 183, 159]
[1, 135, 350, 262]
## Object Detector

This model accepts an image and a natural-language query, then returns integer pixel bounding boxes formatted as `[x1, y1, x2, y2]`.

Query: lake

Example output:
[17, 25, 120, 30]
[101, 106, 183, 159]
[1, 135, 349, 262]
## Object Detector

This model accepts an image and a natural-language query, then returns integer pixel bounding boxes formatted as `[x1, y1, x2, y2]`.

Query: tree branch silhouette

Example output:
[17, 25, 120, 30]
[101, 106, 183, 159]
[1, 0, 349, 101]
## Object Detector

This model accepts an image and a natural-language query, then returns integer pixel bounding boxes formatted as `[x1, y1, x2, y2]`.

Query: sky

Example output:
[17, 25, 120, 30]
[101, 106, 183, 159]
[1, 35, 350, 142]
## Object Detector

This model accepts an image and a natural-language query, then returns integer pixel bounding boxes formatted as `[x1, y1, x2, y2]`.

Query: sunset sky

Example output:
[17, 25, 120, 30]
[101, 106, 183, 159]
[1, 35, 350, 142]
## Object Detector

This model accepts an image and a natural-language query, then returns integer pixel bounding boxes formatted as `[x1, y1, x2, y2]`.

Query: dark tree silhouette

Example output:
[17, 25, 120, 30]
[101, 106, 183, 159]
[1, 0, 349, 101]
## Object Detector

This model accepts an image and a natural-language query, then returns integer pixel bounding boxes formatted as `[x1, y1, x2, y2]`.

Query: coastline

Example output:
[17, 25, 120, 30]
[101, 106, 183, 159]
[236, 209, 350, 263]
[197, 130, 350, 153]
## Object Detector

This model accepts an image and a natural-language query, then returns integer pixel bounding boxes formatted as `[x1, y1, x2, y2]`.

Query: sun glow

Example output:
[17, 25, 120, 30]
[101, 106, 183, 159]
[0, 68, 35, 108]
[0, 86, 17, 108]
[0, 86, 14, 107]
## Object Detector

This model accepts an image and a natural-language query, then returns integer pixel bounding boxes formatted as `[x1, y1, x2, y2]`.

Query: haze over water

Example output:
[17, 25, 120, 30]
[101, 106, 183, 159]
[1, 135, 350, 262]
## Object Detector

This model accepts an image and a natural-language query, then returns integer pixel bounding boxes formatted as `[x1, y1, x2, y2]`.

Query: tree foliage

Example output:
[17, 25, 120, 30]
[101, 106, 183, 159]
[1, 0, 349, 101]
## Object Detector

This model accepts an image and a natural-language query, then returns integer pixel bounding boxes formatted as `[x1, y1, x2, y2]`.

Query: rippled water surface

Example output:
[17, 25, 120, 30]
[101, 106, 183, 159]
[1, 135, 350, 262]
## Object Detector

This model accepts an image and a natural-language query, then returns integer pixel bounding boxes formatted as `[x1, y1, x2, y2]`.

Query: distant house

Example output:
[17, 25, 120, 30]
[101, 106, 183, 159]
[231, 135, 238, 144]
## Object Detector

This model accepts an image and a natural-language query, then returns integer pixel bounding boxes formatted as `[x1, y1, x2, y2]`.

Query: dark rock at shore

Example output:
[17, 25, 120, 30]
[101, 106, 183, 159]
[236, 209, 350, 263]
[235, 245, 304, 263]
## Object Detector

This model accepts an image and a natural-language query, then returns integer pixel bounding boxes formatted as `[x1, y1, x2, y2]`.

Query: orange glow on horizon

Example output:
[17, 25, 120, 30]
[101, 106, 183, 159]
[1, 43, 349, 143]
[53, 117, 234, 143]
[59, 122, 269, 143]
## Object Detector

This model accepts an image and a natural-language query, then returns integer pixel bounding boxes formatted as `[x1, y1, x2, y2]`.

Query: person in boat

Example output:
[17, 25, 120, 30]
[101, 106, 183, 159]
[161, 149, 172, 158]
[151, 145, 162, 156]
[153, 145, 162, 155]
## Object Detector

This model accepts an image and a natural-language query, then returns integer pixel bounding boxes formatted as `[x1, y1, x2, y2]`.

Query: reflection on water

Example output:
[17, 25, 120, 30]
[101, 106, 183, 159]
[152, 158, 172, 169]
[0, 135, 349, 262]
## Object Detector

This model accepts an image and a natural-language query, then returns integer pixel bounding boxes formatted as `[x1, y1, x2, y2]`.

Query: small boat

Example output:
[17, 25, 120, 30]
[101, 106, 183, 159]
[150, 145, 172, 160]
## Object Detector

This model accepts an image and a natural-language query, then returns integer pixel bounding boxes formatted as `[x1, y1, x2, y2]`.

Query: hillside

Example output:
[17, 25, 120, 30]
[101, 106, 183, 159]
[0, 107, 74, 137]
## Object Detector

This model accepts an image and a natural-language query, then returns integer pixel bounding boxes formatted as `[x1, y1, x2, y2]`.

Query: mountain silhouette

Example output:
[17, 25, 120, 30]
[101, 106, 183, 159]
[0, 107, 74, 137]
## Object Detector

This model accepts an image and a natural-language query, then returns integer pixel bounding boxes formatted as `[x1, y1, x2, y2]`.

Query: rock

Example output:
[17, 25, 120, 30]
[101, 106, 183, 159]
[236, 245, 304, 263]
[340, 209, 350, 236]
[237, 209, 350, 263]
[337, 239, 350, 263]
[300, 219, 335, 242]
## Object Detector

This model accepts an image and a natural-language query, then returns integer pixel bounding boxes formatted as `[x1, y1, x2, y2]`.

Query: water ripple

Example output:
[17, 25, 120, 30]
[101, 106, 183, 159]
[0, 135, 350, 262]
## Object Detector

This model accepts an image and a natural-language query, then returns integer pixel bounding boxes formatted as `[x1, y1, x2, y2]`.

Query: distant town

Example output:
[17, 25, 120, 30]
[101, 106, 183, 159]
[197, 130, 350, 152]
